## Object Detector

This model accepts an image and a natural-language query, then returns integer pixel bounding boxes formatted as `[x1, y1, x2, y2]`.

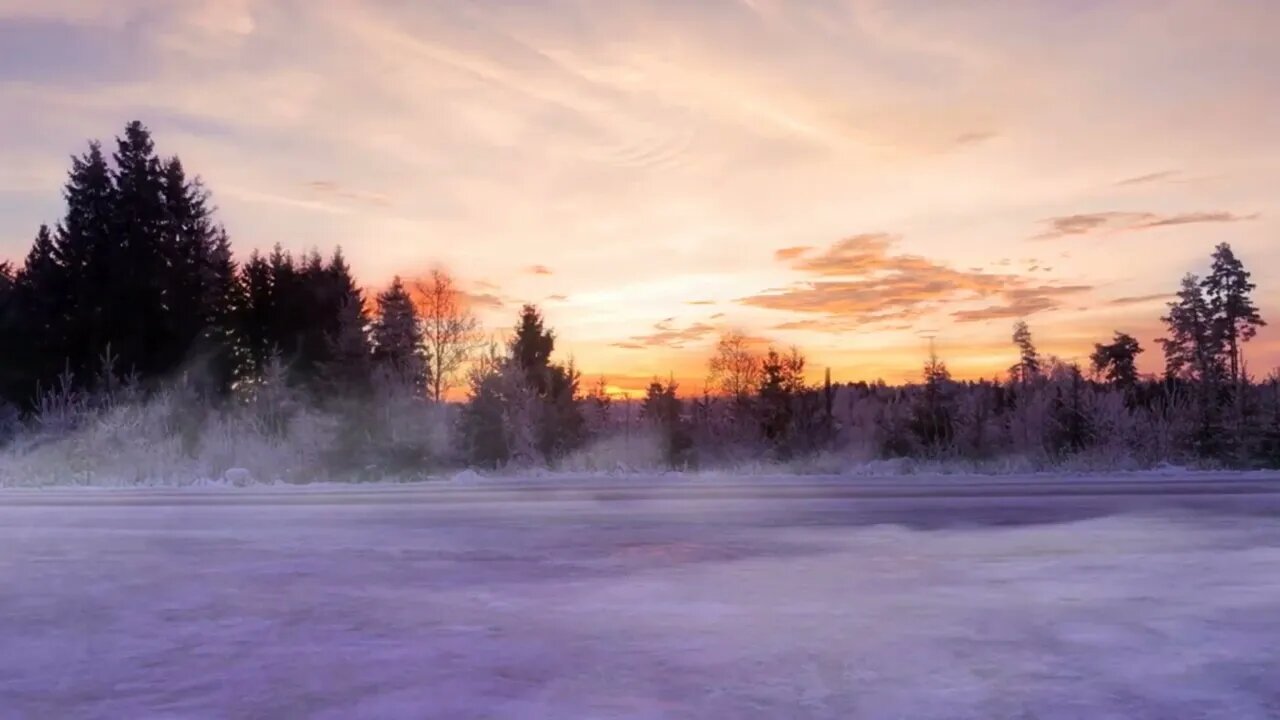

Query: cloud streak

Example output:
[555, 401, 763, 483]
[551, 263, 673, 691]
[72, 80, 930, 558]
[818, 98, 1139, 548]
[1033, 211, 1258, 240]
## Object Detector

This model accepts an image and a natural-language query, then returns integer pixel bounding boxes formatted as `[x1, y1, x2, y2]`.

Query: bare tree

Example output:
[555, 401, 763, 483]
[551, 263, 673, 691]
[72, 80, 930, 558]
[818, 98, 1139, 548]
[708, 331, 761, 400]
[415, 268, 480, 402]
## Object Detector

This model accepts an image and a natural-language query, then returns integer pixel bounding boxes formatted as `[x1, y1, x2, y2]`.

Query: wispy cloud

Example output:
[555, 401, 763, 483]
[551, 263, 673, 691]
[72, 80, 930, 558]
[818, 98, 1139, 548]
[1033, 211, 1258, 240]
[1106, 293, 1175, 307]
[952, 130, 997, 147]
[951, 286, 1092, 323]
[461, 291, 505, 310]
[527, 264, 554, 275]
[1115, 170, 1180, 186]
[304, 180, 391, 208]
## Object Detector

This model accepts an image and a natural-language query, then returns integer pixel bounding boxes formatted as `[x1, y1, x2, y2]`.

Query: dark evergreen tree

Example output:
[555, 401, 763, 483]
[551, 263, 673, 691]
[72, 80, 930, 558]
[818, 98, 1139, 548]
[5, 226, 66, 402]
[757, 347, 806, 452]
[158, 157, 239, 395]
[641, 377, 693, 468]
[200, 228, 242, 394]
[0, 261, 16, 404]
[108, 121, 170, 380]
[236, 249, 276, 381]
[371, 276, 428, 392]
[1160, 274, 1222, 383]
[458, 345, 513, 468]
[54, 141, 116, 384]
[539, 359, 585, 462]
[1010, 320, 1041, 385]
[1161, 273, 1229, 457]
[1202, 243, 1265, 387]
[511, 304, 554, 392]
[322, 294, 373, 397]
[1049, 363, 1092, 454]
[912, 349, 955, 448]
[316, 249, 371, 394]
[262, 245, 300, 366]
[1090, 332, 1144, 390]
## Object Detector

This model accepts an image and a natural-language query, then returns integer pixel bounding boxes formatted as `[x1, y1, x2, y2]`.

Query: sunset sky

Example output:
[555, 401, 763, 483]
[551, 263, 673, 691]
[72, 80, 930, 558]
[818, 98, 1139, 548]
[1, 0, 1277, 394]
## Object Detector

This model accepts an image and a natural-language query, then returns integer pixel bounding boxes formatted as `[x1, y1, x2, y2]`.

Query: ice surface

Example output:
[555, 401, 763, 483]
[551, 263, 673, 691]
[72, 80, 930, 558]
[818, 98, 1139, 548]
[2, 482, 1280, 718]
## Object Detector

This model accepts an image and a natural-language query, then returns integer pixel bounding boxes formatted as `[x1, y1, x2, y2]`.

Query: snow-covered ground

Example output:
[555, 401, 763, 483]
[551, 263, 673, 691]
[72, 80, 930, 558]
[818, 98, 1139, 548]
[3, 481, 1280, 718]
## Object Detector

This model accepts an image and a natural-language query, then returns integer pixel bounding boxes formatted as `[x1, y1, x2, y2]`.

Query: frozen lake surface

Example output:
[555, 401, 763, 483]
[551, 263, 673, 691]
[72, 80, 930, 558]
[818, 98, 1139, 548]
[3, 475, 1280, 718]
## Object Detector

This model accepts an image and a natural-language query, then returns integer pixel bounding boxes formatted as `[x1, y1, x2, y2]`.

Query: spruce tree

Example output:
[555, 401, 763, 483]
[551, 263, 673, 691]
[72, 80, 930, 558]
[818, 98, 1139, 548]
[109, 120, 169, 379]
[237, 250, 276, 381]
[511, 304, 554, 392]
[266, 244, 301, 364]
[201, 228, 242, 395]
[55, 141, 115, 382]
[317, 248, 371, 394]
[0, 261, 16, 404]
[371, 276, 428, 392]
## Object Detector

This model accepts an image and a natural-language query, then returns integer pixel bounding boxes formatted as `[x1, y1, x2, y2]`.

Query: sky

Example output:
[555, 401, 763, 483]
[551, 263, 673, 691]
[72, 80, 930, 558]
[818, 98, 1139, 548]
[1, 0, 1277, 395]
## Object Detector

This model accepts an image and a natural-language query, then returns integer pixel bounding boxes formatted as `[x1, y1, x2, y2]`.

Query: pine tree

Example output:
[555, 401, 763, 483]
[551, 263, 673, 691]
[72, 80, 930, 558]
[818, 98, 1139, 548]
[641, 377, 693, 467]
[317, 249, 371, 394]
[371, 276, 428, 392]
[0, 262, 11, 309]
[109, 120, 169, 380]
[1160, 274, 1222, 382]
[912, 348, 955, 448]
[236, 250, 276, 380]
[0, 261, 16, 404]
[55, 141, 116, 383]
[757, 347, 806, 450]
[1202, 243, 1266, 387]
[1090, 332, 1144, 389]
[17, 225, 65, 347]
[266, 244, 302, 364]
[1161, 273, 1228, 457]
[159, 157, 239, 395]
[458, 343, 513, 467]
[322, 295, 373, 397]
[201, 228, 242, 395]
[540, 359, 585, 461]
[1011, 320, 1041, 384]
[511, 304, 554, 392]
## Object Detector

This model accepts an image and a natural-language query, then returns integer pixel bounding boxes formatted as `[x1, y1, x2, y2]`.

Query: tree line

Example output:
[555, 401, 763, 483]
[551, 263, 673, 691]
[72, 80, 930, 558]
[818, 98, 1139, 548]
[0, 122, 1276, 478]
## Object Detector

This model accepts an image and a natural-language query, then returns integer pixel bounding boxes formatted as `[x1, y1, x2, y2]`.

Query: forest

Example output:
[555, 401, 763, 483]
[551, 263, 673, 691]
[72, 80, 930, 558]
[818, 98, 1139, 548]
[0, 123, 1276, 485]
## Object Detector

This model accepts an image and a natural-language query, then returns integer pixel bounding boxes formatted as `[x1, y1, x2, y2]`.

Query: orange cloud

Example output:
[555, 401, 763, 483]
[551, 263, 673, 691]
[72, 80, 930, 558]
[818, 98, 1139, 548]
[615, 319, 719, 349]
[772, 245, 812, 261]
[744, 234, 1093, 329]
